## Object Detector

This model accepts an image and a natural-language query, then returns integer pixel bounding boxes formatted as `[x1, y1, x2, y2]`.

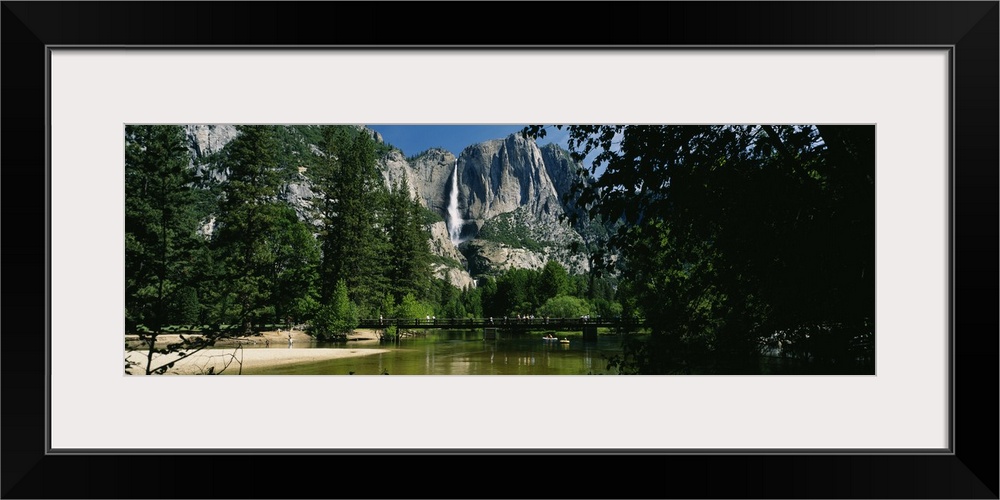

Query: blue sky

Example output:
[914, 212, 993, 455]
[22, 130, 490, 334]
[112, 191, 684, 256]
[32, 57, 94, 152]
[366, 124, 606, 175]
[367, 124, 575, 158]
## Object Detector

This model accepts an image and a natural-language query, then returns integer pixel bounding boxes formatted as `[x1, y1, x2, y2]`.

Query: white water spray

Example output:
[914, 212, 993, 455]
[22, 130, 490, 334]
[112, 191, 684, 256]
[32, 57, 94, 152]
[447, 160, 463, 245]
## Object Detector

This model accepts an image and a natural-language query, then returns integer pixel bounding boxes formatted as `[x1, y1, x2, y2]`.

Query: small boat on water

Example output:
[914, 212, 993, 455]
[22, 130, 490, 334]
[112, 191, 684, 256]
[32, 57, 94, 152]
[542, 335, 559, 341]
[559, 338, 570, 344]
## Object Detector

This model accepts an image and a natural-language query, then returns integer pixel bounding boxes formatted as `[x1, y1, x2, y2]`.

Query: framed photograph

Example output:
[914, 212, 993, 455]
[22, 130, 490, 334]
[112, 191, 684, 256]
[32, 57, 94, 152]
[4, 2, 996, 498]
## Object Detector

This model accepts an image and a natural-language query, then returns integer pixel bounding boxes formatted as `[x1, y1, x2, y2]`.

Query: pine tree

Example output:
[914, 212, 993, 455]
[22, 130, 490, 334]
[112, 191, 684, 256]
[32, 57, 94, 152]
[384, 180, 432, 304]
[212, 125, 289, 334]
[267, 206, 321, 327]
[125, 125, 211, 374]
[310, 279, 357, 338]
[315, 126, 387, 314]
[538, 260, 570, 302]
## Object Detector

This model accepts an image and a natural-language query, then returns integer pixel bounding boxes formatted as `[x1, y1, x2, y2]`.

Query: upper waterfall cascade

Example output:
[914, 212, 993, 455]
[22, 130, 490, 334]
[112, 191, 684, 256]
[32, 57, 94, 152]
[447, 160, 463, 245]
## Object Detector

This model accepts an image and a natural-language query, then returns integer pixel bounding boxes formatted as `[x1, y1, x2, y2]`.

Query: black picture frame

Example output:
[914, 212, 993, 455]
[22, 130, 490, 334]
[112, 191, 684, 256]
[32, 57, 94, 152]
[3, 2, 996, 498]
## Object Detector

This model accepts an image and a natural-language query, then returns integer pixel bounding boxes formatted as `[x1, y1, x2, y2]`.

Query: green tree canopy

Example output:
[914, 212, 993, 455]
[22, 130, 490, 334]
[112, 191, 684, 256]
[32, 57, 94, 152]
[524, 125, 875, 373]
[125, 125, 225, 374]
[212, 125, 298, 333]
[314, 126, 387, 313]
[310, 279, 358, 337]
[384, 179, 432, 304]
[125, 125, 202, 335]
[538, 260, 570, 303]
[396, 292, 434, 320]
[536, 295, 592, 319]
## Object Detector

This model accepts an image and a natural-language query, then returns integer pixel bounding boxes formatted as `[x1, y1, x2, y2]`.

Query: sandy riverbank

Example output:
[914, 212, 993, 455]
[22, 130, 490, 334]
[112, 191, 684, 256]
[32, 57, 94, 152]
[125, 328, 384, 348]
[125, 329, 388, 375]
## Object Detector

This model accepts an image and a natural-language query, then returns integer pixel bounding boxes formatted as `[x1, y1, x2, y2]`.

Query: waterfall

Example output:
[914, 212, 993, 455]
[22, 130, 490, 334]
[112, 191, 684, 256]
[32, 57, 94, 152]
[447, 160, 463, 245]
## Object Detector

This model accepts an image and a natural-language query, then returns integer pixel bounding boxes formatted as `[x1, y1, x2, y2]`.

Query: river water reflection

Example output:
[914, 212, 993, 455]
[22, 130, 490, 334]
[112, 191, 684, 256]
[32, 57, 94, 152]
[246, 329, 625, 375]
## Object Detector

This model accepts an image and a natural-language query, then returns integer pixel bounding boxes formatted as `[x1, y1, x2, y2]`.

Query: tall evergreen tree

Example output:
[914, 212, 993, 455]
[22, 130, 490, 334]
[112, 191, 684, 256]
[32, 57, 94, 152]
[479, 276, 500, 318]
[384, 179, 432, 304]
[315, 126, 386, 314]
[495, 268, 539, 316]
[538, 260, 570, 302]
[267, 207, 321, 327]
[461, 285, 483, 319]
[125, 125, 215, 374]
[212, 125, 290, 334]
[310, 278, 357, 338]
[125, 125, 200, 335]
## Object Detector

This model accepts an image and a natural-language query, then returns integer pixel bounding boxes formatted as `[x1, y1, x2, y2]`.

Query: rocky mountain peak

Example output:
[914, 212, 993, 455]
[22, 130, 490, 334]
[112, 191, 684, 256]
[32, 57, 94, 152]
[177, 125, 594, 286]
[184, 124, 239, 182]
[456, 132, 561, 233]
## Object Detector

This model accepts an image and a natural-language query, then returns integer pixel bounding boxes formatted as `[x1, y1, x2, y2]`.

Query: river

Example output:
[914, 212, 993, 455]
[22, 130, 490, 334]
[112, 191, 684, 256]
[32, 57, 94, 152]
[242, 329, 625, 375]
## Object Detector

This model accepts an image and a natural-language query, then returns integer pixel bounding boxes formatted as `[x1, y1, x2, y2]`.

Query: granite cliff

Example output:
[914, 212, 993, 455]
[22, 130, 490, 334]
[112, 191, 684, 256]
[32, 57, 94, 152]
[182, 125, 594, 287]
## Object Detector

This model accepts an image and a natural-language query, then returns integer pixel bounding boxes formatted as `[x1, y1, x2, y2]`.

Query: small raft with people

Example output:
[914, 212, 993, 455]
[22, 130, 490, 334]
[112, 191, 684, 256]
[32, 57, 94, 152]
[543, 334, 570, 344]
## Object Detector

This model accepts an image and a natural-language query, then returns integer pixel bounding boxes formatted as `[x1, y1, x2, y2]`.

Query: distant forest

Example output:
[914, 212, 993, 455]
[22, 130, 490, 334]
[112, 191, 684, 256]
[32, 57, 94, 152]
[125, 125, 617, 334]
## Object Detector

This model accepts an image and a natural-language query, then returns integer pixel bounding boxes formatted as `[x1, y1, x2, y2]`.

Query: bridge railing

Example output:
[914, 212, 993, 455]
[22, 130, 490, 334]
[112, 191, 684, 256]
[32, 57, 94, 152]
[356, 317, 646, 329]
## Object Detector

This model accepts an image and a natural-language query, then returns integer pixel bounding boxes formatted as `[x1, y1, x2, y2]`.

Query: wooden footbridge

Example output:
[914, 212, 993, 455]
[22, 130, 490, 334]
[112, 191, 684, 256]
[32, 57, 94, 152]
[357, 317, 647, 340]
